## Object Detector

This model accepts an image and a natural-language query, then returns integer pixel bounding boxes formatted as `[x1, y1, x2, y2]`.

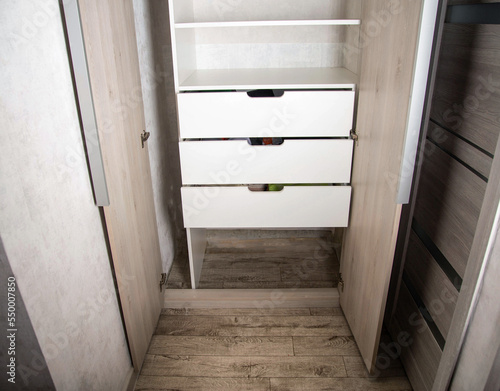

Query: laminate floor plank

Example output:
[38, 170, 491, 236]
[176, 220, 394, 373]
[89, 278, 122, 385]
[140, 354, 348, 379]
[310, 308, 344, 316]
[136, 307, 412, 391]
[167, 230, 340, 289]
[293, 336, 360, 356]
[269, 376, 412, 391]
[135, 376, 270, 391]
[250, 356, 347, 378]
[149, 335, 294, 356]
[155, 315, 352, 337]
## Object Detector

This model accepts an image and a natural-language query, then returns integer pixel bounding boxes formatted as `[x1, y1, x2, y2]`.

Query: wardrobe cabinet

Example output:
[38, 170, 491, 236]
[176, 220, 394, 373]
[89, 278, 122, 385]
[168, 0, 429, 374]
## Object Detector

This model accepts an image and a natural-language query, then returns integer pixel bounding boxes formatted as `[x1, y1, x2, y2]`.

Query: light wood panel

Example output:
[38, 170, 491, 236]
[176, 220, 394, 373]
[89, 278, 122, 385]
[389, 282, 443, 391]
[430, 24, 500, 155]
[404, 231, 459, 339]
[77, 0, 163, 370]
[339, 0, 423, 373]
[413, 141, 487, 278]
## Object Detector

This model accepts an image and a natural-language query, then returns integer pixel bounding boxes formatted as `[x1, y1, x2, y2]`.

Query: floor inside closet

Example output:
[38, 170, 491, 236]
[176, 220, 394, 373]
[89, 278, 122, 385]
[166, 230, 342, 289]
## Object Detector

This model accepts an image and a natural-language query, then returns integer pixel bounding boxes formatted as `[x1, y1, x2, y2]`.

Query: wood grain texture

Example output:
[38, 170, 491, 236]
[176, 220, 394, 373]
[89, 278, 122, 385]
[426, 121, 493, 179]
[413, 141, 487, 278]
[164, 289, 340, 309]
[432, 112, 500, 391]
[404, 231, 459, 339]
[149, 335, 294, 356]
[162, 308, 312, 316]
[389, 282, 442, 391]
[293, 337, 359, 356]
[136, 307, 410, 391]
[340, 0, 423, 373]
[77, 0, 163, 370]
[136, 376, 269, 391]
[343, 356, 406, 379]
[430, 24, 500, 155]
[269, 377, 412, 391]
[169, 231, 340, 289]
[155, 315, 351, 337]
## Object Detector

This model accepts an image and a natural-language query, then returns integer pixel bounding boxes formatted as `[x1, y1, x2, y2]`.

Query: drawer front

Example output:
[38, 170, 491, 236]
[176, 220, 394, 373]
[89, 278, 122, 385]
[177, 90, 355, 138]
[181, 186, 351, 228]
[180, 139, 353, 185]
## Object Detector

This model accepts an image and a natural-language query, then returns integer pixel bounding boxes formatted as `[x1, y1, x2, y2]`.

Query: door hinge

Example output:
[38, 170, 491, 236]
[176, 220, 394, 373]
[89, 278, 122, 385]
[159, 272, 167, 292]
[141, 129, 150, 148]
[350, 130, 359, 146]
[339, 273, 345, 292]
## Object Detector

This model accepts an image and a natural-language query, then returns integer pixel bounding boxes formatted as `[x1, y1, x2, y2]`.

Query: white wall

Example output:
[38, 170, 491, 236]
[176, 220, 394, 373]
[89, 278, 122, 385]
[132, 0, 187, 275]
[0, 1, 132, 389]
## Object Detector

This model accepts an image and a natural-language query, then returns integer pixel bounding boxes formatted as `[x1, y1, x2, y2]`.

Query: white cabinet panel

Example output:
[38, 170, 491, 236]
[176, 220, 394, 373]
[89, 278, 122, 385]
[181, 186, 351, 228]
[177, 90, 355, 138]
[179, 139, 353, 185]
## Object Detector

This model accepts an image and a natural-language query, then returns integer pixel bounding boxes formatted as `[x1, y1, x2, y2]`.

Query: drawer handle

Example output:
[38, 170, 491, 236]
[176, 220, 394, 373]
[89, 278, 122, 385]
[248, 185, 285, 192]
[247, 138, 284, 146]
[247, 89, 285, 98]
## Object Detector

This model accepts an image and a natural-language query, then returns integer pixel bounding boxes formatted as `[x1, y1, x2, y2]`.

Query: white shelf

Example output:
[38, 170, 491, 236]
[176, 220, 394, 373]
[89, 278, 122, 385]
[179, 67, 358, 91]
[175, 19, 361, 29]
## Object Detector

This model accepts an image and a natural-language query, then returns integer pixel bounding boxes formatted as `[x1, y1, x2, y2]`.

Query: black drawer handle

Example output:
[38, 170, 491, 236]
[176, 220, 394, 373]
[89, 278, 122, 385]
[247, 89, 285, 98]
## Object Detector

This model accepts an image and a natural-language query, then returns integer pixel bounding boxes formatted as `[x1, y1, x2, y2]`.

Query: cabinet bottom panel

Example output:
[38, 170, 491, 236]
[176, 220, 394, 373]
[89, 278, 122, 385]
[181, 186, 351, 228]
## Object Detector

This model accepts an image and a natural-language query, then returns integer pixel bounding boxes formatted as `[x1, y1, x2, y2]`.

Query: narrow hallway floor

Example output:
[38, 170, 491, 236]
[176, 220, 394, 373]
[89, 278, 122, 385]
[135, 307, 412, 391]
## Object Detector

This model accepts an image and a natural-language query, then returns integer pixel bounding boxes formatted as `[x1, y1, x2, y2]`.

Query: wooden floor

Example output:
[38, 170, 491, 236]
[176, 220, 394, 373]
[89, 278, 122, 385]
[167, 230, 341, 289]
[135, 307, 412, 391]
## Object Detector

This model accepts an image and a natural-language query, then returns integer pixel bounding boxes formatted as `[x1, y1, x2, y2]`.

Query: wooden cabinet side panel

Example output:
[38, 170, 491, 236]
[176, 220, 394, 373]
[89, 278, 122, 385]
[339, 0, 423, 372]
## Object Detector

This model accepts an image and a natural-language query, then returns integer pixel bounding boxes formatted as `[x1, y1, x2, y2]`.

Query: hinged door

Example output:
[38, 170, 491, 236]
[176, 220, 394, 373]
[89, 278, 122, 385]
[77, 0, 163, 370]
[340, 0, 424, 373]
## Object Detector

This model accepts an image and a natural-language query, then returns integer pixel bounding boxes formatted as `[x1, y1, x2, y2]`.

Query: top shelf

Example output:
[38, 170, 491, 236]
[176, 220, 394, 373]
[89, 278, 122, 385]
[175, 19, 361, 29]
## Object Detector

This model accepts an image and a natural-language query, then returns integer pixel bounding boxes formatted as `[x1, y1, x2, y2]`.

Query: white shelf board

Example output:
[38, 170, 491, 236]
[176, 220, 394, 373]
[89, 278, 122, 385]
[178, 68, 358, 91]
[175, 19, 361, 29]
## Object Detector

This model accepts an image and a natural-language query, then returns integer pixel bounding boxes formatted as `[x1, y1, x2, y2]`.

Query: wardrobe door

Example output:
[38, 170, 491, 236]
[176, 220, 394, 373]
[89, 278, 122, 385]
[339, 0, 423, 373]
[78, 0, 163, 370]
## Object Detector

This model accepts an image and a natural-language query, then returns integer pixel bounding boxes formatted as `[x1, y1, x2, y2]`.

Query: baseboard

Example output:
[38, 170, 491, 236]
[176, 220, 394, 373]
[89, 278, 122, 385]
[164, 288, 340, 309]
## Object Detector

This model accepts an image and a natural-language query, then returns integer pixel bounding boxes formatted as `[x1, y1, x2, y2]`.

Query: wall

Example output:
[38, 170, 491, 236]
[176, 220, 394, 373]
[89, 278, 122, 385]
[0, 1, 132, 389]
[132, 0, 187, 275]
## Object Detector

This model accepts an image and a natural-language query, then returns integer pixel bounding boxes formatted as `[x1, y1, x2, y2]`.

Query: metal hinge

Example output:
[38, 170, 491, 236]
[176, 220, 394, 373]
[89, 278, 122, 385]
[339, 273, 345, 292]
[159, 272, 167, 292]
[350, 130, 359, 146]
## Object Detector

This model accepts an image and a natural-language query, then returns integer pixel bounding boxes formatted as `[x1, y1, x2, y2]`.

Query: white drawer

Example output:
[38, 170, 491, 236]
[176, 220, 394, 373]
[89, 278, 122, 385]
[179, 139, 353, 185]
[181, 186, 351, 228]
[177, 90, 355, 138]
